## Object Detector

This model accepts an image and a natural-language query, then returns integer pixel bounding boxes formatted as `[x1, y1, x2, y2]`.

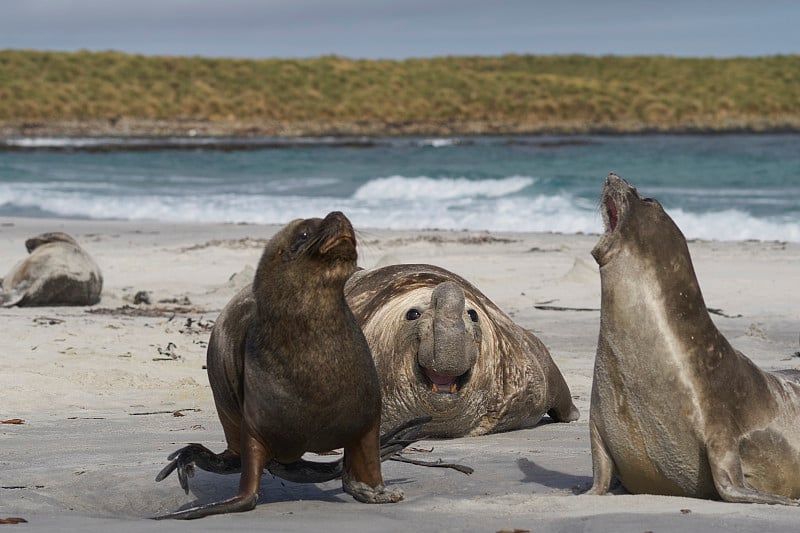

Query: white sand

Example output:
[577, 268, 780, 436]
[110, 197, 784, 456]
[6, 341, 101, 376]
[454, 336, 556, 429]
[2, 216, 799, 532]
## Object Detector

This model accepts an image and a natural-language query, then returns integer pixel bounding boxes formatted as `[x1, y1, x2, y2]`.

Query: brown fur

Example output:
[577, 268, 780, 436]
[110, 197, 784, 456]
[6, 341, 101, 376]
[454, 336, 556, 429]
[156, 212, 402, 519]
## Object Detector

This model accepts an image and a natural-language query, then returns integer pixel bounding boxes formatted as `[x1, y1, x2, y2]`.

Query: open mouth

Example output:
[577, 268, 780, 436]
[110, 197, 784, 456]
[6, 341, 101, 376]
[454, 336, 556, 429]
[606, 196, 619, 233]
[421, 367, 471, 394]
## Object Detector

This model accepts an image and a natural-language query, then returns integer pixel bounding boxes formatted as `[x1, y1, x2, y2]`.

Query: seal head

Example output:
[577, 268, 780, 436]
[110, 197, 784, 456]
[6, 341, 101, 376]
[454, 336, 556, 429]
[346, 264, 579, 438]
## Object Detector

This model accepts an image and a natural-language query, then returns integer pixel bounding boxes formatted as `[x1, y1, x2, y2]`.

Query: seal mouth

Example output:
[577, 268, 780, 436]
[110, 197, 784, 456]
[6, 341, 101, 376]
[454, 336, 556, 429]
[606, 196, 619, 233]
[420, 366, 471, 394]
[319, 231, 356, 254]
[601, 173, 630, 235]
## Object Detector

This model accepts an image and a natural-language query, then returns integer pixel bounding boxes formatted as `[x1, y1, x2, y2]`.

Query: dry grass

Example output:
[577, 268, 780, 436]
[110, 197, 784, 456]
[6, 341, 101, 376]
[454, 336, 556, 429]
[2, 50, 799, 134]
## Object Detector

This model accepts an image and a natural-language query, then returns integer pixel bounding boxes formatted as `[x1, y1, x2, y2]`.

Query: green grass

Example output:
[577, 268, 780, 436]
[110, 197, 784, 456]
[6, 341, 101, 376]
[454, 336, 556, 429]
[2, 50, 799, 133]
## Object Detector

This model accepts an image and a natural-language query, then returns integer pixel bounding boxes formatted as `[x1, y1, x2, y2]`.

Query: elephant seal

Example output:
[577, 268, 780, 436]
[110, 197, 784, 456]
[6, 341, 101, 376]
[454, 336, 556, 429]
[0, 232, 102, 307]
[156, 212, 405, 519]
[344, 264, 579, 438]
[587, 173, 800, 504]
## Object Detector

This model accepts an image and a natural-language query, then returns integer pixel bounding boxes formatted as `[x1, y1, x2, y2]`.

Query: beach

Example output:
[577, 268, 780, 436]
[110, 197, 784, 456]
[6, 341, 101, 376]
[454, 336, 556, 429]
[2, 215, 799, 532]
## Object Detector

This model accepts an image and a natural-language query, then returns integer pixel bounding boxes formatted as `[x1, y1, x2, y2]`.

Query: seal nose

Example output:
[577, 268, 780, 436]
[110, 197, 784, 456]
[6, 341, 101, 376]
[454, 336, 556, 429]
[417, 281, 478, 390]
[323, 211, 349, 225]
[323, 211, 355, 237]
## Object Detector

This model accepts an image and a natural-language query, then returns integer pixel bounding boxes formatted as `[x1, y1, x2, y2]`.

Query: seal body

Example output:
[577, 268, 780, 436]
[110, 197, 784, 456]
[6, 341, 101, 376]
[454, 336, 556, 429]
[344, 264, 579, 438]
[588, 173, 800, 504]
[156, 212, 402, 519]
[1, 232, 102, 307]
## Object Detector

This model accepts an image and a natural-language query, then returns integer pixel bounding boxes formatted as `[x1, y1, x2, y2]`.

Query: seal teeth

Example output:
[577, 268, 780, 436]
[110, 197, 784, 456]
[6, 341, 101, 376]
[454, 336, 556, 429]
[430, 383, 459, 394]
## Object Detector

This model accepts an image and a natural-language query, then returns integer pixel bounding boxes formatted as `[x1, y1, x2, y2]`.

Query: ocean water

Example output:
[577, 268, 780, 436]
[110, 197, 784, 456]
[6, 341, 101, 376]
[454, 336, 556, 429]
[1, 134, 799, 242]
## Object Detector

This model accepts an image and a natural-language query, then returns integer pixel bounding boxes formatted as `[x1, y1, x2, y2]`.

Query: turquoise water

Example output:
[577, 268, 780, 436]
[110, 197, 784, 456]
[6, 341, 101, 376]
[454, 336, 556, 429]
[1, 134, 799, 241]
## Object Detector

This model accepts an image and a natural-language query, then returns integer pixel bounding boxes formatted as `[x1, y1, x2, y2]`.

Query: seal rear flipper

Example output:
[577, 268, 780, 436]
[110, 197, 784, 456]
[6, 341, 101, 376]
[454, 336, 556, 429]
[378, 415, 432, 459]
[267, 416, 435, 484]
[155, 444, 242, 493]
[0, 286, 27, 307]
[771, 369, 800, 384]
[708, 437, 800, 506]
[267, 458, 343, 484]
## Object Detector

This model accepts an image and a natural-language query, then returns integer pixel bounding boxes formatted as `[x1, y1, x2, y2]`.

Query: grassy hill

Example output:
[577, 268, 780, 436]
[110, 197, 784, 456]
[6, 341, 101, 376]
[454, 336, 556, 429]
[1, 50, 799, 136]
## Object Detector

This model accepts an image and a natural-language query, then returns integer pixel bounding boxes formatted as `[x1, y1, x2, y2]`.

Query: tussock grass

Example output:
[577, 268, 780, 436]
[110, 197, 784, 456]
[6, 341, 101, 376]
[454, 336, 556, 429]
[1, 50, 799, 134]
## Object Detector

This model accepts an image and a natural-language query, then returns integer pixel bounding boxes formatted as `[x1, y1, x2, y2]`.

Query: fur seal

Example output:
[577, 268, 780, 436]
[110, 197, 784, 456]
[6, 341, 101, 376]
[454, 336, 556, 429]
[344, 264, 579, 438]
[0, 232, 102, 307]
[156, 212, 407, 519]
[588, 173, 800, 504]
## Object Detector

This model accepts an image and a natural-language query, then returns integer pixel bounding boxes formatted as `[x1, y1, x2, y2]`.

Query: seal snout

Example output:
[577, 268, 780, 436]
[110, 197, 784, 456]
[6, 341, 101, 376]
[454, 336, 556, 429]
[415, 281, 478, 395]
[319, 211, 357, 255]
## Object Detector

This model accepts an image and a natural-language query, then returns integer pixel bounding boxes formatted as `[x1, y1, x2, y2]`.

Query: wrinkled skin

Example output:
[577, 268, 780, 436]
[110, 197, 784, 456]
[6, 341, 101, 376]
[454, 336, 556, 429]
[345, 264, 579, 438]
[588, 173, 800, 504]
[155, 212, 404, 519]
[1, 232, 103, 307]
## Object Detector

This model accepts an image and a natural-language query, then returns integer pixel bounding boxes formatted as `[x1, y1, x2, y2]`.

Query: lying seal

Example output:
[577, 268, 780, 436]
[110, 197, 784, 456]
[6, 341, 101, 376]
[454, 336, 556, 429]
[588, 173, 800, 504]
[0, 232, 102, 307]
[344, 264, 579, 438]
[156, 212, 406, 519]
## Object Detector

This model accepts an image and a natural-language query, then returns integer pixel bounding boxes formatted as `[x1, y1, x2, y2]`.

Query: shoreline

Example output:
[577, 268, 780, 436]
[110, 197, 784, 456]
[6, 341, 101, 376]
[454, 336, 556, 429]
[3, 118, 800, 145]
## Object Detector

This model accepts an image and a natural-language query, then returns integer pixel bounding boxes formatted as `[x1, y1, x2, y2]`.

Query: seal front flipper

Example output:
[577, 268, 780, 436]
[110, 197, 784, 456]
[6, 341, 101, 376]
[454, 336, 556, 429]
[155, 428, 270, 520]
[0, 282, 29, 308]
[546, 370, 581, 423]
[155, 444, 242, 493]
[585, 419, 616, 495]
[154, 494, 258, 521]
[341, 420, 403, 504]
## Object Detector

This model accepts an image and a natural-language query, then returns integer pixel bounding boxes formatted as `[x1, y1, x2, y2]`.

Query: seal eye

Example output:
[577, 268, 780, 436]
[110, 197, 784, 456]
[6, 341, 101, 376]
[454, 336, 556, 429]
[405, 309, 421, 321]
[643, 197, 655, 203]
[467, 309, 479, 322]
[290, 229, 311, 253]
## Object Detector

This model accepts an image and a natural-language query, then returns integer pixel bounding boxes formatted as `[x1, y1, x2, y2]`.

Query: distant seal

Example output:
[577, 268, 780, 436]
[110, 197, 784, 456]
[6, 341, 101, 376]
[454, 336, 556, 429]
[344, 264, 579, 438]
[587, 173, 800, 504]
[0, 232, 102, 307]
[156, 212, 405, 519]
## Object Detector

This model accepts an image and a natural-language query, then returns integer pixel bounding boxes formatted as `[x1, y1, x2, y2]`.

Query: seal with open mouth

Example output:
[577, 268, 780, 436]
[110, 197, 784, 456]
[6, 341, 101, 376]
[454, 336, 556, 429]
[587, 173, 800, 504]
[345, 264, 579, 438]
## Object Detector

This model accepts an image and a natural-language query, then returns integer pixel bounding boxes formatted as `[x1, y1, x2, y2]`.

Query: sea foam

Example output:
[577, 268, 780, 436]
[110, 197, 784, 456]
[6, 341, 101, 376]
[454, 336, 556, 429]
[353, 175, 535, 200]
[2, 177, 798, 243]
